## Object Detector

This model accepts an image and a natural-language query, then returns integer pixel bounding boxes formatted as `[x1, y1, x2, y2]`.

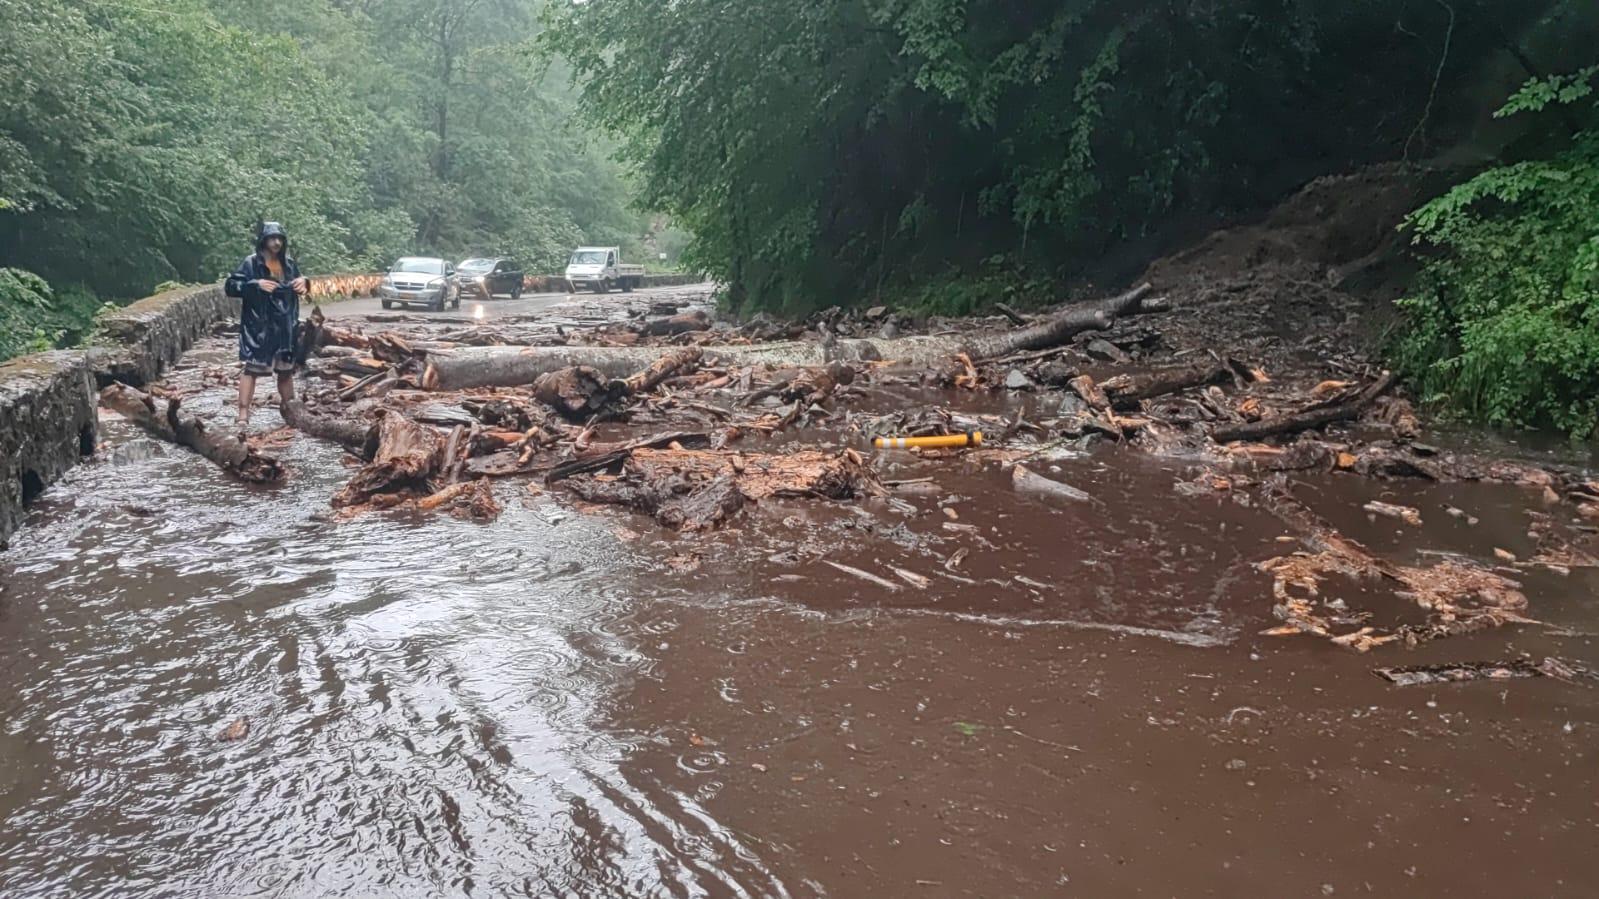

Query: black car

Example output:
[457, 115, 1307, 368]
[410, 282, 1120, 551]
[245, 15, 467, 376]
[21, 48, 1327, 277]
[457, 258, 524, 299]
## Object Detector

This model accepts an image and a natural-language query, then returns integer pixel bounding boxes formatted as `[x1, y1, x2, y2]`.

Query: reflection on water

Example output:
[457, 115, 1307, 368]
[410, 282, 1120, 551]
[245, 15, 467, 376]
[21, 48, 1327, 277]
[0, 423, 791, 897]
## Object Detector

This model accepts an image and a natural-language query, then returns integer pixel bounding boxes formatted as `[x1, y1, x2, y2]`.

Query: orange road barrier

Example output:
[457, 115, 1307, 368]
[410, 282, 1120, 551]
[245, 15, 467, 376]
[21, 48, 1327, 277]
[873, 431, 983, 449]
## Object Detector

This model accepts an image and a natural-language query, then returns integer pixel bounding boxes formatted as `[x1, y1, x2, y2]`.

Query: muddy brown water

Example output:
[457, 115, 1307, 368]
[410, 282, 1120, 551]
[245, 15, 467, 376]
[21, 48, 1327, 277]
[3, 355, 1599, 897]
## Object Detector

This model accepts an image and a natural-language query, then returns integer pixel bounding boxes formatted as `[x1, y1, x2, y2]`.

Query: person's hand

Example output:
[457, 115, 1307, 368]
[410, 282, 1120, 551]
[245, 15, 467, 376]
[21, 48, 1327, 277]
[256, 279, 280, 293]
[291, 276, 309, 296]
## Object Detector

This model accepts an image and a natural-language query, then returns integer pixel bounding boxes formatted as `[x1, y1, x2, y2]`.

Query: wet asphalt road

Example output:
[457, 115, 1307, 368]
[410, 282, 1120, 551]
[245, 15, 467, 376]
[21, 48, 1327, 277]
[322, 283, 715, 321]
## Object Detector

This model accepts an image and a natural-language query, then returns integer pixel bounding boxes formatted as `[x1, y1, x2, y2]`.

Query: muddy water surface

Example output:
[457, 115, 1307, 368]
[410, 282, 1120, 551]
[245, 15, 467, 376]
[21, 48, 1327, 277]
[3, 374, 1598, 896]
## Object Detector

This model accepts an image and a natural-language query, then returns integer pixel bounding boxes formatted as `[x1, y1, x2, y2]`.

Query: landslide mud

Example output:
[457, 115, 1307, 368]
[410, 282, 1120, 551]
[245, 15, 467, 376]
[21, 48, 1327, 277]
[2, 286, 1598, 897]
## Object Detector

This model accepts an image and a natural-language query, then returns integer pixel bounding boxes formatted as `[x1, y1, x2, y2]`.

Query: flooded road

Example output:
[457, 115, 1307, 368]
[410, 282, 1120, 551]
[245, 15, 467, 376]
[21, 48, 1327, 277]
[4, 338, 1599, 896]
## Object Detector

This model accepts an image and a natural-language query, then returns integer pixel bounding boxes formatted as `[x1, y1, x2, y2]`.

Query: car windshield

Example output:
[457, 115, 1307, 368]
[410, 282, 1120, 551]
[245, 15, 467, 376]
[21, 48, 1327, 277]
[571, 251, 606, 265]
[458, 258, 494, 273]
[392, 258, 444, 275]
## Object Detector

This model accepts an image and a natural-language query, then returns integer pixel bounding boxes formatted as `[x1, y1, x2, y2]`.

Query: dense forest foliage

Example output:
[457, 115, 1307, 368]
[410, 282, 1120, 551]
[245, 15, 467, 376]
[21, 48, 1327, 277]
[0, 0, 647, 352]
[546, 0, 1558, 313]
[1395, 66, 1599, 435]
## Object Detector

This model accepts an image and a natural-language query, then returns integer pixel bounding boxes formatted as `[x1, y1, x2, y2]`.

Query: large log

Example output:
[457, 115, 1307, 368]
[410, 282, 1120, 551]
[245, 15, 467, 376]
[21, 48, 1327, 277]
[961, 283, 1158, 360]
[331, 412, 441, 507]
[623, 347, 703, 395]
[420, 284, 1166, 391]
[100, 384, 285, 484]
[1213, 372, 1394, 443]
[532, 366, 616, 420]
[560, 447, 877, 531]
[639, 310, 710, 337]
[1101, 361, 1235, 404]
[280, 397, 378, 459]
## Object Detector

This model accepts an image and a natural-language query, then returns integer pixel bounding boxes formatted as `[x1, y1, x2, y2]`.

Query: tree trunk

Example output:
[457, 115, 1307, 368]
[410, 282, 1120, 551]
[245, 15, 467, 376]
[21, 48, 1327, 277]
[421, 285, 1167, 391]
[640, 310, 711, 336]
[1213, 372, 1395, 442]
[280, 397, 378, 459]
[532, 366, 616, 420]
[294, 305, 325, 365]
[960, 283, 1158, 359]
[332, 411, 442, 507]
[1101, 361, 1235, 404]
[623, 347, 703, 394]
[99, 384, 285, 484]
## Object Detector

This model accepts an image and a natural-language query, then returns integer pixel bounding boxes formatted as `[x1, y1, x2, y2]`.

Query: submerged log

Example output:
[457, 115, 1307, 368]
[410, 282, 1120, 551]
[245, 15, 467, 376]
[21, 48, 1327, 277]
[100, 384, 285, 484]
[1012, 464, 1095, 503]
[1258, 480, 1530, 651]
[566, 471, 747, 531]
[1213, 372, 1395, 443]
[332, 412, 441, 507]
[280, 397, 378, 459]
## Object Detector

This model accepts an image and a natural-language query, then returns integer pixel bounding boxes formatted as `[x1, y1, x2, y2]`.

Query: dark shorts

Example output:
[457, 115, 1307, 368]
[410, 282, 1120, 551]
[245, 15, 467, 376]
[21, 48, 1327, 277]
[242, 354, 294, 376]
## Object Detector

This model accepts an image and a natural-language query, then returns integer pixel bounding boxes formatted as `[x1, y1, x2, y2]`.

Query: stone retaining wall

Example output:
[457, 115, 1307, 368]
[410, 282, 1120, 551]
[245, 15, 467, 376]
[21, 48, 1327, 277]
[0, 351, 98, 546]
[93, 284, 235, 386]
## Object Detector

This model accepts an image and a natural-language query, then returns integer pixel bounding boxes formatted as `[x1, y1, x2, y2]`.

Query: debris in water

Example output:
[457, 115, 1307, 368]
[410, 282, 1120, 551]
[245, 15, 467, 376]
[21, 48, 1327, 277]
[823, 559, 902, 592]
[1374, 657, 1581, 687]
[1012, 464, 1094, 504]
[217, 717, 250, 742]
[1363, 500, 1421, 526]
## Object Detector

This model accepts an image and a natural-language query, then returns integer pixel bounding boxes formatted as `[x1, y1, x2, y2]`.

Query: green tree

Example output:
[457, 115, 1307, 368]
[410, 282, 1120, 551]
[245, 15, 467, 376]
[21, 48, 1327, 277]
[1393, 68, 1599, 435]
[545, 0, 1558, 313]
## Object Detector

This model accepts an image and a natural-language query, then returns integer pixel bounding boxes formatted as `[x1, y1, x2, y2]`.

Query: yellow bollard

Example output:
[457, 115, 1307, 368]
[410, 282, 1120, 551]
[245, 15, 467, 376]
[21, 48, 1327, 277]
[872, 431, 983, 449]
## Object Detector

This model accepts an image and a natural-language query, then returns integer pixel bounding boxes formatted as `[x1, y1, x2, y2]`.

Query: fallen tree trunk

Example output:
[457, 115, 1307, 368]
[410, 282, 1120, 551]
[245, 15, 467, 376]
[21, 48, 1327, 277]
[961, 283, 1159, 359]
[546, 431, 713, 483]
[100, 384, 285, 484]
[639, 310, 710, 337]
[1213, 372, 1395, 443]
[532, 366, 615, 420]
[294, 305, 325, 366]
[421, 285, 1168, 391]
[623, 346, 703, 395]
[530, 347, 707, 420]
[332, 411, 441, 507]
[1101, 361, 1236, 404]
[280, 397, 378, 459]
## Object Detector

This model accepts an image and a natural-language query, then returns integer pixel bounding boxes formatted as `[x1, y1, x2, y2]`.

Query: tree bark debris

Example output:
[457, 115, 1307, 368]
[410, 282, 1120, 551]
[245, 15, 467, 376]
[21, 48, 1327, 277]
[561, 447, 878, 530]
[1258, 481, 1531, 651]
[332, 411, 441, 508]
[1213, 372, 1395, 442]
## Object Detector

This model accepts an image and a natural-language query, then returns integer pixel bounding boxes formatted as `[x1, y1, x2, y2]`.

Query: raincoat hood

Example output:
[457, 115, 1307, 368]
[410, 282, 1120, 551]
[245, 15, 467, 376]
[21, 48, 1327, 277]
[256, 222, 289, 255]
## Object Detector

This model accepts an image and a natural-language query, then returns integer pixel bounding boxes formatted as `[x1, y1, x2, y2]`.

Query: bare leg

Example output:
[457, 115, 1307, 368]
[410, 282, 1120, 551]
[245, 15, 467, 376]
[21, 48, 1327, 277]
[238, 373, 258, 429]
[275, 371, 295, 407]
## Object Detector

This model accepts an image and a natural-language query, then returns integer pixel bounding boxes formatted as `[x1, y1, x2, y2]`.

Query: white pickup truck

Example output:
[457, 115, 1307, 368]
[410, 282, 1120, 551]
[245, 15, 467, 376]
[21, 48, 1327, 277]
[565, 247, 645, 293]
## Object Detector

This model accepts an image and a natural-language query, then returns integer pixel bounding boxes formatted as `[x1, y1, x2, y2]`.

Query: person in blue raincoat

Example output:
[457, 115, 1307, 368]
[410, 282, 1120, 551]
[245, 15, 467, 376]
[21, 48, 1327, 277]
[224, 222, 309, 431]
